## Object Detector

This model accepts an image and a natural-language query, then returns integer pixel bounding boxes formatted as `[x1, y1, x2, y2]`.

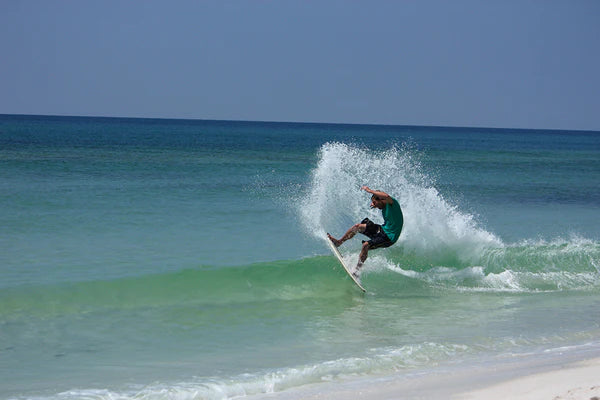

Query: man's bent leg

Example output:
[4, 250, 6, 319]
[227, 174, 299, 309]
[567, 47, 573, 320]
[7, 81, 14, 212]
[329, 223, 366, 247]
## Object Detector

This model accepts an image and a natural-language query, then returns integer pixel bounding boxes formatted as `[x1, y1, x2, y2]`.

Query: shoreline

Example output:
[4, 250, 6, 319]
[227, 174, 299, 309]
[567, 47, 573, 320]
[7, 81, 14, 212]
[252, 346, 600, 400]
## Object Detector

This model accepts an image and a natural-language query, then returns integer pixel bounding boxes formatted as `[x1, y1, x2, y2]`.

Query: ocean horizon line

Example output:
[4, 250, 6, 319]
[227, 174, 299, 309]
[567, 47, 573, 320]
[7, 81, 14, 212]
[2, 112, 599, 135]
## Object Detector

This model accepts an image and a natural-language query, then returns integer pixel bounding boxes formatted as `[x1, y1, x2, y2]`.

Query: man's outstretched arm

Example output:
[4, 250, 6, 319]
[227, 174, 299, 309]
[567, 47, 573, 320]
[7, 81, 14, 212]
[361, 186, 393, 204]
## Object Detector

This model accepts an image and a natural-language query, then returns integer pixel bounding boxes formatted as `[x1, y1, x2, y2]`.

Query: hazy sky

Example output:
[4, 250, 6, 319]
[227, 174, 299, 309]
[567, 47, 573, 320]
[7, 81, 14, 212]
[1, 1, 599, 130]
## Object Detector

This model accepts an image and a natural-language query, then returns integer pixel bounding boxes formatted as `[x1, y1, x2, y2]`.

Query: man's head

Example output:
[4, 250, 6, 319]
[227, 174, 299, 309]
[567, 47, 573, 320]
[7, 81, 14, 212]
[370, 194, 386, 209]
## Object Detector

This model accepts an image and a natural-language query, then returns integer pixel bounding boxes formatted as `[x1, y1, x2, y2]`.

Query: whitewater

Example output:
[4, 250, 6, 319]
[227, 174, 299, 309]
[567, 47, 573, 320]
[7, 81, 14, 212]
[1, 115, 599, 399]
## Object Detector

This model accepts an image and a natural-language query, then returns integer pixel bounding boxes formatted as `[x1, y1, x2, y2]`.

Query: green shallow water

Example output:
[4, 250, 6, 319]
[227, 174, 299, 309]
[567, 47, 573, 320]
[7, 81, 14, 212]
[1, 115, 599, 399]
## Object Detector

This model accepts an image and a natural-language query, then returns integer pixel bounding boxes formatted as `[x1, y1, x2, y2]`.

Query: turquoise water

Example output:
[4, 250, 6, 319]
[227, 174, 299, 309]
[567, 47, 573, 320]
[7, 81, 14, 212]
[1, 115, 599, 399]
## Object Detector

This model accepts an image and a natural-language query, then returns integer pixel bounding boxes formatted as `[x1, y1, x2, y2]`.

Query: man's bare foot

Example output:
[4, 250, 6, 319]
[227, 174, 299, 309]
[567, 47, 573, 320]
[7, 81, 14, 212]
[327, 233, 342, 247]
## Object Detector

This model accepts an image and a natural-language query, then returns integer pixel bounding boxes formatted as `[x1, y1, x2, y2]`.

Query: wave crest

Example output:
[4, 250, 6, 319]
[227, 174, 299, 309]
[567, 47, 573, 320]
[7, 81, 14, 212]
[298, 142, 599, 292]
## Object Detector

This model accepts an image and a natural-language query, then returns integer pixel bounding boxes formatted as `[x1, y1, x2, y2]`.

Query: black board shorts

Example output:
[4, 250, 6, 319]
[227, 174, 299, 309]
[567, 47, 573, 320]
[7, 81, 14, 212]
[361, 218, 393, 249]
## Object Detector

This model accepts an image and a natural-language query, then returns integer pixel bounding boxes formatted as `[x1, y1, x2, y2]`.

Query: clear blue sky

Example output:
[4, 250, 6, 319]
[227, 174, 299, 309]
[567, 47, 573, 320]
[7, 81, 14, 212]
[1, 1, 599, 130]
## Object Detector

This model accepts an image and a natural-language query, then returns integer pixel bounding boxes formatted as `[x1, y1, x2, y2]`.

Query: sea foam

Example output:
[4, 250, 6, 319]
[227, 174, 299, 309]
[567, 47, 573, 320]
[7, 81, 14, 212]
[298, 142, 600, 292]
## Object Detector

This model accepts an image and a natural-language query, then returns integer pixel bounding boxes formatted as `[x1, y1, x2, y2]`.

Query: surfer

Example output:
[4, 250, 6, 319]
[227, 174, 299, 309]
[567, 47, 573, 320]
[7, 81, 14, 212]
[327, 186, 403, 277]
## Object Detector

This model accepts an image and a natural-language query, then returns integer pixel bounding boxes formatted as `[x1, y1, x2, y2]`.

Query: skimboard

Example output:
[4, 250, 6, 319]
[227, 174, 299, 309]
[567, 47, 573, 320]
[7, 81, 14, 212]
[325, 235, 366, 292]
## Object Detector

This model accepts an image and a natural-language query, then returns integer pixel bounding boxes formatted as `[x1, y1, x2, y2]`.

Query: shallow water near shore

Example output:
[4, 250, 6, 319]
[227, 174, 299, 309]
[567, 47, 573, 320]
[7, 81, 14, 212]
[1, 115, 599, 399]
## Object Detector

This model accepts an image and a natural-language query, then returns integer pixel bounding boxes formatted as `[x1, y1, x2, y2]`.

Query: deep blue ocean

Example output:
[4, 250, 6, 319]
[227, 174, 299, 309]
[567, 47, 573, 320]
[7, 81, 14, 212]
[1, 115, 599, 399]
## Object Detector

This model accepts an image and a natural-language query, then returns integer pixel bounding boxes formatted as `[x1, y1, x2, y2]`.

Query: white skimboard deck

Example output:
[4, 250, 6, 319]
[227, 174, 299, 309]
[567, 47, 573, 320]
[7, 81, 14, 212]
[325, 235, 366, 292]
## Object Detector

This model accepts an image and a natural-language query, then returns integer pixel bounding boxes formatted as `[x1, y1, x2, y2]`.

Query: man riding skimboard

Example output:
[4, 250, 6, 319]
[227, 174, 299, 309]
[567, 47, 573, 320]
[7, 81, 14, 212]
[327, 186, 403, 277]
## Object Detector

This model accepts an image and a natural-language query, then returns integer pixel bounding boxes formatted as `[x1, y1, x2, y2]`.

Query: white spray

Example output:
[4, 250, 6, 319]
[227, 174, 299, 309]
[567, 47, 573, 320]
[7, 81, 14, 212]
[299, 142, 502, 266]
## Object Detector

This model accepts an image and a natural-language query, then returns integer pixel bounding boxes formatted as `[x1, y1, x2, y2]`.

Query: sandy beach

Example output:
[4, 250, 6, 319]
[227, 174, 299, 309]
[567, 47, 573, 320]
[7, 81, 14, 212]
[457, 357, 600, 400]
